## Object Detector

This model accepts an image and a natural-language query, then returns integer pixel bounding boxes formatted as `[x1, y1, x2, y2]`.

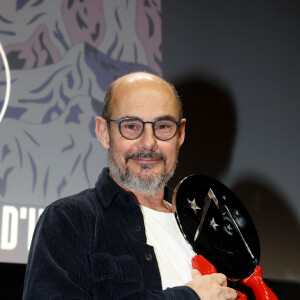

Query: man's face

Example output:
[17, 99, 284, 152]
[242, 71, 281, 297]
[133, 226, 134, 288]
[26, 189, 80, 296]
[97, 73, 186, 194]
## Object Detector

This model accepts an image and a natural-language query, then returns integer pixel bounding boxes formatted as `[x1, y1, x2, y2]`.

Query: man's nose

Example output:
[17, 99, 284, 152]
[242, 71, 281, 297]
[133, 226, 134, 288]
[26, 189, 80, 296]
[138, 124, 158, 150]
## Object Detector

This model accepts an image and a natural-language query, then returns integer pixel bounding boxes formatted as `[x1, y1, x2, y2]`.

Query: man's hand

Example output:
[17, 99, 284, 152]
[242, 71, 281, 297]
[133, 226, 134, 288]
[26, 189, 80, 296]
[185, 269, 237, 300]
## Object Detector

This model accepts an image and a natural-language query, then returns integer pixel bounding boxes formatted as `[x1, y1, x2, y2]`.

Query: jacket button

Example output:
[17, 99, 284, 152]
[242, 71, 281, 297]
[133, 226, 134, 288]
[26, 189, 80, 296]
[145, 254, 152, 261]
[135, 225, 141, 232]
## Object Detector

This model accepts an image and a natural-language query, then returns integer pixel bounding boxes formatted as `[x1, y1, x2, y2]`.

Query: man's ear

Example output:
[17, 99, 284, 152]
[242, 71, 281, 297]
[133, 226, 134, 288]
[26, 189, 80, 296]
[95, 117, 110, 149]
[178, 118, 186, 148]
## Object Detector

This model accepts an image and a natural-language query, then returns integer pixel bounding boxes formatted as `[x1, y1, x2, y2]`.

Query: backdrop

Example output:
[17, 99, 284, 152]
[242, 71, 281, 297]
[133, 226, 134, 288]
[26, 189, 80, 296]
[162, 0, 300, 282]
[0, 0, 161, 263]
[1, 0, 299, 285]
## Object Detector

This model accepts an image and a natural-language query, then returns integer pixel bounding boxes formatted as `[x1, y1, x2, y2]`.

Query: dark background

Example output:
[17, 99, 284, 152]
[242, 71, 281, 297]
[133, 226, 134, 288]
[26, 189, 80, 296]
[163, 0, 300, 282]
[162, 0, 300, 298]
[1, 0, 300, 299]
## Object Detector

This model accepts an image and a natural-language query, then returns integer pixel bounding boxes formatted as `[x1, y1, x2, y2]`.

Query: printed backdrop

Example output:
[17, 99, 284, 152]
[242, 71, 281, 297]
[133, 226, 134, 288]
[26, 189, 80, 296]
[0, 0, 161, 263]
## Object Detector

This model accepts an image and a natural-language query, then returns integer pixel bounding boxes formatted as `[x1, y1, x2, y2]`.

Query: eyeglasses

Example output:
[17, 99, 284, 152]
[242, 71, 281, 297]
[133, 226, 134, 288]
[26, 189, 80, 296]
[106, 117, 182, 141]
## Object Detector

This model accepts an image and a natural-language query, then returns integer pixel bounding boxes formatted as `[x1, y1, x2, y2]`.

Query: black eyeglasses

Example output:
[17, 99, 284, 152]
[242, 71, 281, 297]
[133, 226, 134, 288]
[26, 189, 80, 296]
[106, 117, 182, 141]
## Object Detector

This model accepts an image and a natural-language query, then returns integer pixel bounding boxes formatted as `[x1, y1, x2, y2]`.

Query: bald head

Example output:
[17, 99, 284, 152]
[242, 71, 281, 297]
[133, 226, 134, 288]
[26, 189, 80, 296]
[101, 72, 182, 120]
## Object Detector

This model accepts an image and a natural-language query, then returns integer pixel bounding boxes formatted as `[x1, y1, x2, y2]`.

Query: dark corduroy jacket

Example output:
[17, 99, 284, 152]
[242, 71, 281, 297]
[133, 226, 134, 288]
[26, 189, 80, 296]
[23, 168, 199, 299]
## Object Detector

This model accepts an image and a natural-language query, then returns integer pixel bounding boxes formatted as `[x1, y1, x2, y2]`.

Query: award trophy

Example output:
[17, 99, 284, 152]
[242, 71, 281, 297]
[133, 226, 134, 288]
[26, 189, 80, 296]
[172, 175, 278, 300]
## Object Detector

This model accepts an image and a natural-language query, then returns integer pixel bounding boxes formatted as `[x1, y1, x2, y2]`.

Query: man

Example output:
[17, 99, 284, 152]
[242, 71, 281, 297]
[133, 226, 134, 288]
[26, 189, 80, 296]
[23, 72, 237, 299]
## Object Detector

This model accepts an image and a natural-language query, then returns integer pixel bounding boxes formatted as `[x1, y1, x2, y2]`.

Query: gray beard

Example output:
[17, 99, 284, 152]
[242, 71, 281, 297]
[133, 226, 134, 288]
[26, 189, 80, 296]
[108, 151, 177, 195]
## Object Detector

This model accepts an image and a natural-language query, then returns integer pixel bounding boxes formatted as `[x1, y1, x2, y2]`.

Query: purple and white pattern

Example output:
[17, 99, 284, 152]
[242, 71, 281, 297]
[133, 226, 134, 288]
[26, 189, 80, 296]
[0, 0, 161, 262]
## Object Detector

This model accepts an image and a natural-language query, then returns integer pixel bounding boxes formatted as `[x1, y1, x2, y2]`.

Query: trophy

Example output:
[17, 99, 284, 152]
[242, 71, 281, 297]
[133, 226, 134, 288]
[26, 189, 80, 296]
[172, 174, 278, 300]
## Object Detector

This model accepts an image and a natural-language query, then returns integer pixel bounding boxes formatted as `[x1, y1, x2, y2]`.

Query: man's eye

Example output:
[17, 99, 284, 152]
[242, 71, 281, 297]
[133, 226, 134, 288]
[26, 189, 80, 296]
[158, 124, 170, 129]
[156, 122, 172, 130]
[123, 122, 141, 130]
[126, 124, 137, 129]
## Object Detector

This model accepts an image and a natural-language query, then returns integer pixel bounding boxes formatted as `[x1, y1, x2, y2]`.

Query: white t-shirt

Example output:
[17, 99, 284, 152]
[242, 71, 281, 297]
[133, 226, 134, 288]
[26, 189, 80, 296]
[140, 203, 196, 290]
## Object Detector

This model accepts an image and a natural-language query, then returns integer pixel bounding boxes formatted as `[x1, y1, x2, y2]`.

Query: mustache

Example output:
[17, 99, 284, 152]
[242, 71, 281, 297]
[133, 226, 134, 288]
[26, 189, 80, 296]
[125, 151, 166, 163]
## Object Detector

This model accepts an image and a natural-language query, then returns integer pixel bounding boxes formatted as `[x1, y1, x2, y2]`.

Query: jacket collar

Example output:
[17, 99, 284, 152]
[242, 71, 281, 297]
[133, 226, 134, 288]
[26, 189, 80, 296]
[95, 168, 124, 208]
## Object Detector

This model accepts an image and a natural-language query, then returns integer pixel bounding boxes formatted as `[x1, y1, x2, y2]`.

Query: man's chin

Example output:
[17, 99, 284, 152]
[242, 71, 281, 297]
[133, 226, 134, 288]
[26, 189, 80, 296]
[130, 170, 156, 182]
[130, 165, 162, 179]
